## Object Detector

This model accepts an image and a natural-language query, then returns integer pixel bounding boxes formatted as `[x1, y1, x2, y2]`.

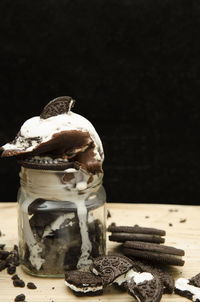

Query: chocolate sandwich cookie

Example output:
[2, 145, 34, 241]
[175, 276, 200, 301]
[127, 273, 163, 302]
[123, 241, 185, 266]
[90, 255, 134, 286]
[65, 270, 103, 296]
[131, 259, 174, 294]
[108, 224, 165, 244]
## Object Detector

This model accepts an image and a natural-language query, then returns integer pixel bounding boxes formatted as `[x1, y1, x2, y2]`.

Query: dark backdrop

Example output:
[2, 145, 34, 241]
[0, 0, 200, 204]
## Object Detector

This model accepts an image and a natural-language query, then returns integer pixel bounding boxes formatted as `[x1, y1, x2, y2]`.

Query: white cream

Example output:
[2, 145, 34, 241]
[92, 268, 99, 276]
[3, 111, 104, 162]
[65, 281, 102, 293]
[114, 269, 154, 286]
[133, 272, 154, 285]
[76, 199, 92, 269]
[42, 213, 75, 237]
[20, 194, 45, 270]
[21, 167, 101, 200]
[175, 278, 200, 301]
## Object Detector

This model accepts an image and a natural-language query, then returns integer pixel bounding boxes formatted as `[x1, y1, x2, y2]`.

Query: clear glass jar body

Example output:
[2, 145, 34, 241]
[17, 167, 106, 277]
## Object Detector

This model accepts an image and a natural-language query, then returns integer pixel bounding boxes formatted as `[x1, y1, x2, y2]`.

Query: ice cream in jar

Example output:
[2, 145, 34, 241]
[1, 96, 106, 277]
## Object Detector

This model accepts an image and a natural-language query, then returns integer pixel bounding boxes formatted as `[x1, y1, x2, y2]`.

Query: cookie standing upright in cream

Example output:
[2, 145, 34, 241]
[1, 96, 106, 277]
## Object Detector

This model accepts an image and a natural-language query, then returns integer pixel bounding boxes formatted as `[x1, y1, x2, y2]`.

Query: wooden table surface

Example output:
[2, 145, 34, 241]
[0, 202, 199, 302]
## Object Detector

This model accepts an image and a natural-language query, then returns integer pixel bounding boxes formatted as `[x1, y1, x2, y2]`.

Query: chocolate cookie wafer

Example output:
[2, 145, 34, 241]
[40, 96, 75, 119]
[108, 224, 165, 244]
[127, 274, 163, 302]
[123, 241, 185, 266]
[65, 271, 103, 296]
[90, 255, 134, 286]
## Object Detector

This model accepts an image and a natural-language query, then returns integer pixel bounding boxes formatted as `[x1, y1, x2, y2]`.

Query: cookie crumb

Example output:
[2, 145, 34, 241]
[169, 223, 173, 227]
[12, 274, 20, 280]
[0, 250, 10, 260]
[7, 264, 16, 274]
[27, 282, 37, 289]
[0, 260, 7, 271]
[180, 219, 187, 223]
[107, 210, 111, 218]
[145, 216, 149, 219]
[14, 294, 25, 302]
[13, 278, 25, 287]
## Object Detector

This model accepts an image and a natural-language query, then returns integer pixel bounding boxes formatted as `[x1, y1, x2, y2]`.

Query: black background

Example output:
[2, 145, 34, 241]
[0, 0, 200, 204]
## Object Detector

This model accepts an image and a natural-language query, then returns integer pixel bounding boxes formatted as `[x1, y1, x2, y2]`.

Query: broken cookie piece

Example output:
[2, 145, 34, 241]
[127, 273, 163, 302]
[90, 255, 134, 286]
[175, 276, 200, 301]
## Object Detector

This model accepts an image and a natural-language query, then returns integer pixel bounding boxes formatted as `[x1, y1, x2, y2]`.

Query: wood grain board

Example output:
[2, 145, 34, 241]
[0, 202, 200, 302]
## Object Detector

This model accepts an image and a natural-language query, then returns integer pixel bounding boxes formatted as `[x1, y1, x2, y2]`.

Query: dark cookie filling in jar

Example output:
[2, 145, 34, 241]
[18, 167, 106, 277]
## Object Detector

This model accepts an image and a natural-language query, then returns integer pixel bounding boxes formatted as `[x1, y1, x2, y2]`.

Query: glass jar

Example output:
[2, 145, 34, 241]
[17, 167, 106, 277]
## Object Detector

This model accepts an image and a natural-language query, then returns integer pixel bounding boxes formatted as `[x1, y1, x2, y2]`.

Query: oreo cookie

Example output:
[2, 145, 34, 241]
[130, 259, 174, 294]
[175, 276, 200, 301]
[127, 273, 163, 302]
[18, 159, 80, 171]
[40, 96, 75, 119]
[108, 224, 165, 244]
[65, 270, 103, 296]
[123, 241, 185, 266]
[90, 255, 134, 285]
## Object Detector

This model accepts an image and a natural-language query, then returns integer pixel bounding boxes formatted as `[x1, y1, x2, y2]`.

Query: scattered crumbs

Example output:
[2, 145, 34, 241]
[169, 223, 173, 227]
[145, 216, 149, 219]
[52, 287, 55, 290]
[180, 218, 187, 223]
[168, 209, 179, 212]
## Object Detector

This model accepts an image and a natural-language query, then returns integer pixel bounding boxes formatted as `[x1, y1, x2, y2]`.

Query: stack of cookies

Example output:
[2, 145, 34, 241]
[108, 223, 185, 266]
